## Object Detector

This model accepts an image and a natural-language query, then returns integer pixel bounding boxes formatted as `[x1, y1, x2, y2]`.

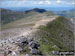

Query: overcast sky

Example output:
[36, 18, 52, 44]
[0, 0, 75, 7]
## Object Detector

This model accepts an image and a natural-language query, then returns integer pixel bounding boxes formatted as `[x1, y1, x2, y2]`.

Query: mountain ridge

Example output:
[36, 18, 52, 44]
[34, 16, 74, 55]
[0, 8, 74, 56]
[1, 8, 55, 25]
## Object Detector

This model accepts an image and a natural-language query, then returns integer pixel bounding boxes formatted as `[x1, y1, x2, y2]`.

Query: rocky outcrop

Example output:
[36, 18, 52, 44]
[0, 34, 42, 56]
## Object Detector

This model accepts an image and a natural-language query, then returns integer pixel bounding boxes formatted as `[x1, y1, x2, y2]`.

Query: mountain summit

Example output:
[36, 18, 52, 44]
[25, 8, 46, 13]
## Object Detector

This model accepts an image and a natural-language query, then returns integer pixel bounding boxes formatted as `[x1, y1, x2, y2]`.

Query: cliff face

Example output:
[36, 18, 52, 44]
[35, 16, 74, 55]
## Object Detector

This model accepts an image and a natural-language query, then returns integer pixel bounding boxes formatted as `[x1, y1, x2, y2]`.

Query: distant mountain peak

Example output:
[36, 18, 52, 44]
[25, 8, 46, 13]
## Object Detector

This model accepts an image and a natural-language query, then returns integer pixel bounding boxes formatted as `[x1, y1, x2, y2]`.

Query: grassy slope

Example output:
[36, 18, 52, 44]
[35, 16, 74, 55]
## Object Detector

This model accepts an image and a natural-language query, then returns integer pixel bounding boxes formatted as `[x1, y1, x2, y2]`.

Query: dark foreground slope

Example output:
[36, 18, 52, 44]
[35, 16, 74, 55]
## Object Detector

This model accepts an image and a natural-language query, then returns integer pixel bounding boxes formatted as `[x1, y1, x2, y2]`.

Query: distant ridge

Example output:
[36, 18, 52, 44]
[1, 8, 51, 25]
[25, 8, 46, 13]
[54, 8, 75, 18]
[1, 8, 26, 24]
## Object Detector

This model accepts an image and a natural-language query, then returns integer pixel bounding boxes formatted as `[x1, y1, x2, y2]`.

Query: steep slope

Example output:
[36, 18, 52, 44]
[35, 16, 74, 55]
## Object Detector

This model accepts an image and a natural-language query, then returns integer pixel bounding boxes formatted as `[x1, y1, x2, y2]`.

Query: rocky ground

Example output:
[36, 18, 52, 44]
[0, 15, 58, 56]
[0, 16, 74, 56]
[1, 16, 74, 56]
[0, 35, 41, 56]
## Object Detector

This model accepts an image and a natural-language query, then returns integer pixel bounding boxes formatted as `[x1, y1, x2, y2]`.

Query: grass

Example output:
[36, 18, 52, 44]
[37, 31, 60, 55]
[35, 16, 74, 55]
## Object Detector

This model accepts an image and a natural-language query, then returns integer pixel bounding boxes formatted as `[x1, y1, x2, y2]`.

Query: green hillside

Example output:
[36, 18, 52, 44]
[35, 16, 74, 55]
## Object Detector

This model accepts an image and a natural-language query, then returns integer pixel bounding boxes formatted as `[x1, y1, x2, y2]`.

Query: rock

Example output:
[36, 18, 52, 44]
[52, 50, 57, 54]
[12, 51, 17, 56]
[25, 54, 31, 56]
[30, 49, 39, 55]
[29, 40, 40, 49]
[8, 50, 12, 54]
[28, 38, 34, 42]
[52, 45, 57, 48]
[31, 44, 40, 49]
[0, 35, 41, 56]
[0, 53, 4, 56]
[20, 38, 28, 46]
[21, 41, 28, 46]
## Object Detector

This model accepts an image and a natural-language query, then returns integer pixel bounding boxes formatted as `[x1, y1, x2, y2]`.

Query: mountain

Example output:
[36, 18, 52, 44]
[35, 16, 74, 55]
[1, 8, 54, 25]
[25, 8, 46, 13]
[0, 8, 74, 56]
[66, 9, 75, 18]
[0, 8, 40, 24]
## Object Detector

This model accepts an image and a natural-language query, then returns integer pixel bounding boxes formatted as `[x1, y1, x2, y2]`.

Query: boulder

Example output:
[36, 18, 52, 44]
[30, 49, 39, 55]
[25, 54, 31, 56]
[52, 50, 57, 54]
[29, 40, 40, 49]
[20, 38, 28, 46]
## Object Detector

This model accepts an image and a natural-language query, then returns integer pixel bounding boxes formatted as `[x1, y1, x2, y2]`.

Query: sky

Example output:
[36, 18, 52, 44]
[0, 0, 75, 11]
[0, 0, 75, 7]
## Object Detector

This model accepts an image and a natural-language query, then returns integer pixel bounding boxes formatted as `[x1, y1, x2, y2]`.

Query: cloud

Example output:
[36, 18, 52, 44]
[38, 1, 44, 4]
[0, 1, 34, 7]
[45, 0, 51, 4]
[0, 0, 28, 1]
[0, 0, 74, 8]
[57, 0, 61, 3]
[37, 0, 51, 5]
[72, 2, 75, 5]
